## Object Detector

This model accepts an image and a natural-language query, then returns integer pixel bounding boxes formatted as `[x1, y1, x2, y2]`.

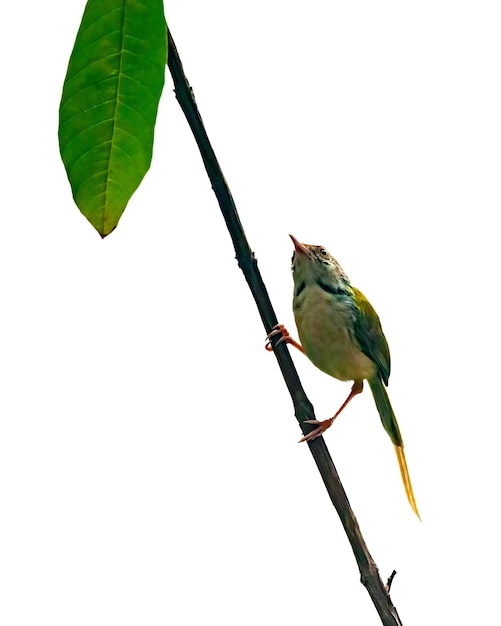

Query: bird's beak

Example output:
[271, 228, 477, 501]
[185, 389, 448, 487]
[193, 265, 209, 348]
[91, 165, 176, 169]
[289, 234, 309, 256]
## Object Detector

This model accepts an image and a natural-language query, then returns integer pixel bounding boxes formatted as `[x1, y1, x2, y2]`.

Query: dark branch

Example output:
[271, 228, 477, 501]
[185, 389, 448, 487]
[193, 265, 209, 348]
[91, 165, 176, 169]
[167, 29, 403, 626]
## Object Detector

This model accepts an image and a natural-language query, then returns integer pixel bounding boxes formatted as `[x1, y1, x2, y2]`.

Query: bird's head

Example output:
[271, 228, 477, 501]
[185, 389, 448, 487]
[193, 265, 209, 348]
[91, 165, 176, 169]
[289, 234, 351, 293]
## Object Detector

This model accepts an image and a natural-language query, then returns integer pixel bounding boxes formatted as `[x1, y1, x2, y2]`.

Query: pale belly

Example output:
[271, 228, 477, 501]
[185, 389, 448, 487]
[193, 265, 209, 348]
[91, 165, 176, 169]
[293, 288, 376, 382]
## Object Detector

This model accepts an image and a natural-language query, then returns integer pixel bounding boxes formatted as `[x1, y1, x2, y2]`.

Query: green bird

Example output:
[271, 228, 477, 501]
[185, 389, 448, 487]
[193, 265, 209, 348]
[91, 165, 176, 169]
[267, 234, 420, 518]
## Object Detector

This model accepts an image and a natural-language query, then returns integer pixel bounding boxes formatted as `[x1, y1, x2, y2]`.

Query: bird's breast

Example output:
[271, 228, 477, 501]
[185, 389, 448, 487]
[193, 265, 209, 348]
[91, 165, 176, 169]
[293, 284, 376, 382]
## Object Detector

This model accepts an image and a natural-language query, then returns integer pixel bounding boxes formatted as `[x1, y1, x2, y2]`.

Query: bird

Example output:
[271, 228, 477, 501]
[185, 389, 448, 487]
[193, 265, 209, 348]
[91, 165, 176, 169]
[266, 234, 420, 519]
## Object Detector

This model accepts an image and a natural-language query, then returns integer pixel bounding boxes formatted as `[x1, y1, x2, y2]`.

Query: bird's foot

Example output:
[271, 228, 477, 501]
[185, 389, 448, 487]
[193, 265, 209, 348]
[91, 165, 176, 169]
[265, 324, 303, 353]
[298, 418, 334, 443]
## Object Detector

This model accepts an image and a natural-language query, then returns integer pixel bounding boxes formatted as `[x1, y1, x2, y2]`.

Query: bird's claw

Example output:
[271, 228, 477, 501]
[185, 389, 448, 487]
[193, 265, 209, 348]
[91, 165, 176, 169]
[265, 324, 290, 351]
[265, 324, 303, 353]
[298, 418, 334, 443]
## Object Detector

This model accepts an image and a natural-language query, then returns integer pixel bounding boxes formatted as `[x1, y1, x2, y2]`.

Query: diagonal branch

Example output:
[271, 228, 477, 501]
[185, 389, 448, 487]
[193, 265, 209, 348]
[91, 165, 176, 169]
[167, 29, 404, 626]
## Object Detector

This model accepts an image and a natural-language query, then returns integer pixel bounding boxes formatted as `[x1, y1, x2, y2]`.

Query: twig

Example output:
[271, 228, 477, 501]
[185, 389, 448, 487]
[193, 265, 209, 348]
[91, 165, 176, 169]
[386, 570, 398, 593]
[167, 29, 403, 626]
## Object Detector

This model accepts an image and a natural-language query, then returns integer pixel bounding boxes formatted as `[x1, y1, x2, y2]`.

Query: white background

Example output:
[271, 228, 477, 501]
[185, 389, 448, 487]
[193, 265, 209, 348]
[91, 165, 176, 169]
[1, 1, 500, 624]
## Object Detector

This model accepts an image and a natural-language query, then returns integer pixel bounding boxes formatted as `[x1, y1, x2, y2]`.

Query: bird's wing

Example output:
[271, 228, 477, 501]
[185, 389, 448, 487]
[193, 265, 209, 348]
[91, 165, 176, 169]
[351, 286, 391, 384]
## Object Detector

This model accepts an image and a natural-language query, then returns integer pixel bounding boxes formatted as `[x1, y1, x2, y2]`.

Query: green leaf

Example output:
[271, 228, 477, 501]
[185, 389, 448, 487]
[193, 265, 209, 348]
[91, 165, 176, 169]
[59, 0, 167, 237]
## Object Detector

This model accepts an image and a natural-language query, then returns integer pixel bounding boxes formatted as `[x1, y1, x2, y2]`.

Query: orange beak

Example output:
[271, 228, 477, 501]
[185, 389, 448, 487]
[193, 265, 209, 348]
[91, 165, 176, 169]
[289, 234, 309, 256]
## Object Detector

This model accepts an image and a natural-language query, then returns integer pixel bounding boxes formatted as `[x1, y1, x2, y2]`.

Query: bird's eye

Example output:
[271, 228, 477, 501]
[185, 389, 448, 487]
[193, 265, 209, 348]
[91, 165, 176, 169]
[320, 248, 328, 256]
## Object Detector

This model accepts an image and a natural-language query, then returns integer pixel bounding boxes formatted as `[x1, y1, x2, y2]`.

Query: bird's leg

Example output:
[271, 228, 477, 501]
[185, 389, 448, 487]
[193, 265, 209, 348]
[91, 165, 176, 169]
[265, 324, 304, 353]
[299, 380, 364, 443]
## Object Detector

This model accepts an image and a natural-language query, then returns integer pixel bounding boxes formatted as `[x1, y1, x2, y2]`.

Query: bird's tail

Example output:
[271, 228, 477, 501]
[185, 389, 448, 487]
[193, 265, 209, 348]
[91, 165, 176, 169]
[368, 376, 421, 520]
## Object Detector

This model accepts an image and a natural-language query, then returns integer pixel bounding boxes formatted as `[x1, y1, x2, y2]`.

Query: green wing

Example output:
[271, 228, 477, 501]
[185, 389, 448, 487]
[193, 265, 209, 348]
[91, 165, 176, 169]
[352, 287, 391, 385]
[352, 288, 420, 518]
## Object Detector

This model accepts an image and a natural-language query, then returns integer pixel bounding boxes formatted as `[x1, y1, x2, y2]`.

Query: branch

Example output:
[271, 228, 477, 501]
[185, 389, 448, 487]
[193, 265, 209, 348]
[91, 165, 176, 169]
[167, 29, 403, 626]
[386, 570, 398, 593]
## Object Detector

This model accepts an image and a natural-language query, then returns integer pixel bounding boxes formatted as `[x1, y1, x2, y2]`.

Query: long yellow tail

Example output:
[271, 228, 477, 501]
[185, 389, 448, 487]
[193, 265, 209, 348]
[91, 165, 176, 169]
[368, 376, 421, 519]
[394, 444, 421, 520]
